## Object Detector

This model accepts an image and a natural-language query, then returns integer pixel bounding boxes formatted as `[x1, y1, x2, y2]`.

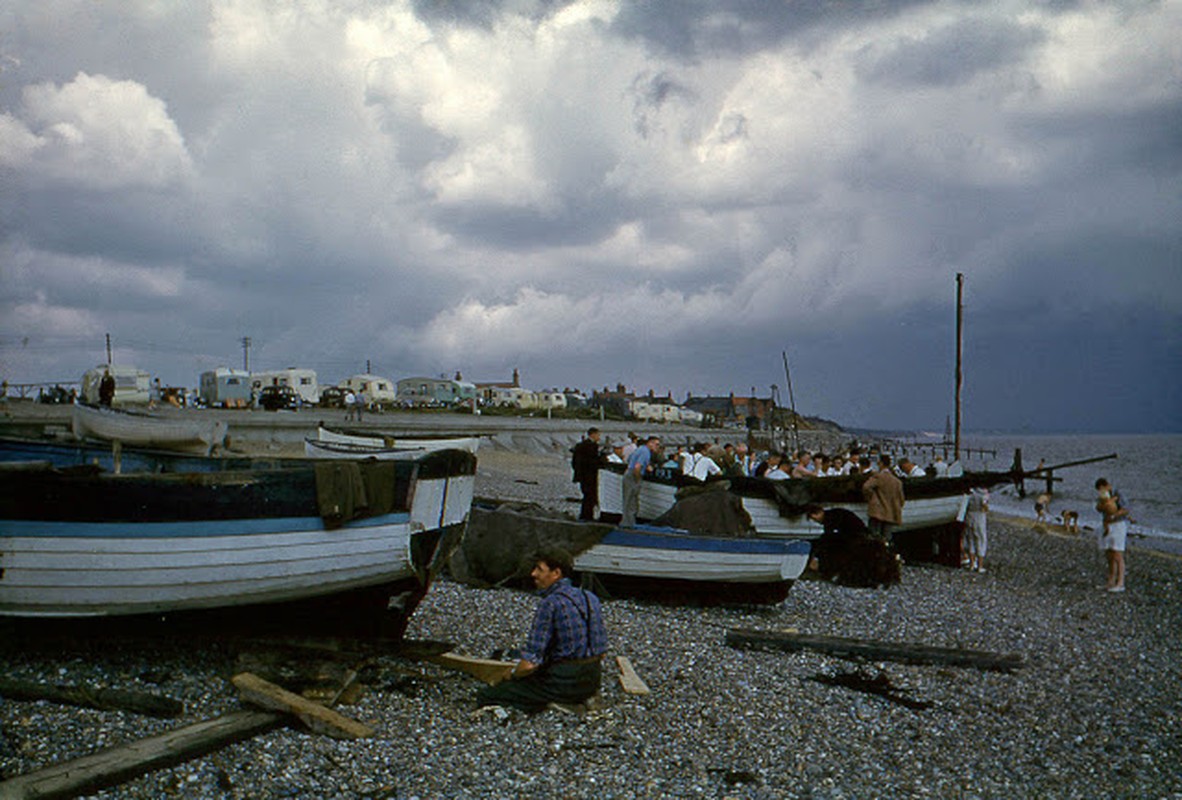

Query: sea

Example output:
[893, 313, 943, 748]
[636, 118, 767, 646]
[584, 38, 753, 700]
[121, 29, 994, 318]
[930, 433, 1182, 556]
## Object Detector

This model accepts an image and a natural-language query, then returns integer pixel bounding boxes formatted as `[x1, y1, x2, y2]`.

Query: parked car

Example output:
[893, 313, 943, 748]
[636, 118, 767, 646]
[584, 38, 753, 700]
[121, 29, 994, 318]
[319, 386, 347, 408]
[258, 385, 301, 411]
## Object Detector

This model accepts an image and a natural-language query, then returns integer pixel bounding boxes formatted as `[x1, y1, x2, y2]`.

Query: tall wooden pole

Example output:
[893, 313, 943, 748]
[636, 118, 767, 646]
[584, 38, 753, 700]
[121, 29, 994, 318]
[105, 333, 112, 365]
[954, 273, 964, 461]
[781, 350, 800, 454]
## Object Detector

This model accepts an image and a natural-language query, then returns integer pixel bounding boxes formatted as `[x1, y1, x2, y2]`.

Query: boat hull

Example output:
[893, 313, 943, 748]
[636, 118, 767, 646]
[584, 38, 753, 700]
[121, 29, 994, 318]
[0, 453, 476, 621]
[599, 467, 976, 539]
[72, 404, 228, 451]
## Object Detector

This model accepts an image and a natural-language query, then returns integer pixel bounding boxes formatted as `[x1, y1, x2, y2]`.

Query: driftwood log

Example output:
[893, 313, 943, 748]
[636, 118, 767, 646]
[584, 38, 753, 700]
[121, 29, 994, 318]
[230, 672, 373, 739]
[726, 629, 1025, 672]
[0, 710, 282, 800]
[0, 677, 184, 719]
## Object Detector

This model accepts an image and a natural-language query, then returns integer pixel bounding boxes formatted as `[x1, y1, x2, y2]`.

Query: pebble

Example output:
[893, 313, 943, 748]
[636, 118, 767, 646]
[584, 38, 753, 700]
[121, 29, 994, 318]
[1, 446, 1180, 798]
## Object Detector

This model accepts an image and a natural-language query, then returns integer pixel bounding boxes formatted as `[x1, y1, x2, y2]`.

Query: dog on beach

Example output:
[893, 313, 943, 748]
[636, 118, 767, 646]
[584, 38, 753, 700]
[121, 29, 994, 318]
[1059, 510, 1079, 534]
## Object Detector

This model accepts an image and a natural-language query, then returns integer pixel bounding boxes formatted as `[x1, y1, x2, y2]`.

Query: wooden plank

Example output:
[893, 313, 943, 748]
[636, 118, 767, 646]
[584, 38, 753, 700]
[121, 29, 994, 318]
[0, 710, 282, 800]
[0, 677, 183, 719]
[230, 673, 373, 740]
[725, 629, 1025, 672]
[615, 656, 651, 695]
[424, 652, 516, 686]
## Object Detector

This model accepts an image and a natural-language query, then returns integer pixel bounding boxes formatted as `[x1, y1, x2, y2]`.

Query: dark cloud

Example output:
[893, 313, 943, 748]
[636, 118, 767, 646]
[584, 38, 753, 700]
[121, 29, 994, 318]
[854, 17, 1045, 87]
[610, 0, 933, 59]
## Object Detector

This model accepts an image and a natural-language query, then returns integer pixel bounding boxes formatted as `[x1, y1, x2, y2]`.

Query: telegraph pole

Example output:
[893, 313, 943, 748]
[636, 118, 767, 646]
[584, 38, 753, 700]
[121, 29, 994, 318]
[241, 337, 251, 372]
[105, 333, 112, 365]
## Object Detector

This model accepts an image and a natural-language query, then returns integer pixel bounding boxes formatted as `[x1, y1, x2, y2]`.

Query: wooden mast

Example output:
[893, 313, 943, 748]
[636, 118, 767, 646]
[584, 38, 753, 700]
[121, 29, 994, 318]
[954, 273, 964, 461]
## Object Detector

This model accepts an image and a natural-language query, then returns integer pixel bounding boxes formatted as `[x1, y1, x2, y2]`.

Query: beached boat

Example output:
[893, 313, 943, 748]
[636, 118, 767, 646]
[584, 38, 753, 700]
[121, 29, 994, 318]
[0, 449, 476, 629]
[455, 501, 810, 605]
[316, 425, 480, 454]
[574, 525, 811, 604]
[72, 404, 228, 452]
[0, 435, 301, 474]
[597, 464, 1010, 541]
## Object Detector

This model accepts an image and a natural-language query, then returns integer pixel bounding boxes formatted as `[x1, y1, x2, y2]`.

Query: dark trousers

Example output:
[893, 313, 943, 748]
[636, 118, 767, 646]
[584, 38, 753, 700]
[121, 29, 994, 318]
[476, 660, 602, 712]
[579, 478, 598, 520]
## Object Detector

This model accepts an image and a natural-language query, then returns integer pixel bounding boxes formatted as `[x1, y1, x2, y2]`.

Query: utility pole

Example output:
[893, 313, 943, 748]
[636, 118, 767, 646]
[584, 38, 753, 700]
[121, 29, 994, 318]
[366, 359, 371, 374]
[105, 333, 112, 365]
[954, 273, 964, 461]
[241, 337, 251, 372]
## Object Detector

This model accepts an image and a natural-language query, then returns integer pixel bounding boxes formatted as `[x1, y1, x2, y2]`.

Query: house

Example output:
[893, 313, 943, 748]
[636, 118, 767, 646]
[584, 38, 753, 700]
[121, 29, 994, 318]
[199, 367, 251, 408]
[474, 368, 522, 406]
[251, 368, 319, 405]
[683, 392, 775, 428]
[81, 365, 151, 406]
[341, 374, 398, 407]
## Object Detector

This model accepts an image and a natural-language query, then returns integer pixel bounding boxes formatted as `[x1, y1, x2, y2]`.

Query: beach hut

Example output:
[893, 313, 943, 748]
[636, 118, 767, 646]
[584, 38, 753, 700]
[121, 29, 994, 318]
[80, 365, 151, 407]
[250, 368, 319, 405]
[199, 367, 252, 408]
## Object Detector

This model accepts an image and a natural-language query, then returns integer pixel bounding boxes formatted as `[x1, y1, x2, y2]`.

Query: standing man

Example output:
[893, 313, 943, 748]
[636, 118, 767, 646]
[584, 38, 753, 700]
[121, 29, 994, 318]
[570, 427, 602, 521]
[477, 549, 607, 712]
[98, 367, 116, 407]
[1095, 478, 1130, 592]
[622, 435, 660, 527]
[862, 454, 904, 541]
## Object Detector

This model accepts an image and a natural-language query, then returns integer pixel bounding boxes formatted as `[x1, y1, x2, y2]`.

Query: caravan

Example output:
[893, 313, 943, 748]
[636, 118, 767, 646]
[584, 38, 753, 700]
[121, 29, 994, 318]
[199, 367, 252, 408]
[250, 368, 319, 406]
[81, 365, 151, 407]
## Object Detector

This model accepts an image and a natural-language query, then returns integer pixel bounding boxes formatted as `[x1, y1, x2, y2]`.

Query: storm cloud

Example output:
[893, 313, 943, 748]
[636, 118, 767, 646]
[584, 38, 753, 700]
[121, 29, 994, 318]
[1, 0, 1178, 432]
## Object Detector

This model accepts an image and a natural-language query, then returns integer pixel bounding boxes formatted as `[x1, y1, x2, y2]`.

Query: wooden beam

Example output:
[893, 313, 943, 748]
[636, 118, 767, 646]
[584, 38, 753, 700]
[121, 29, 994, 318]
[615, 656, 651, 695]
[0, 710, 283, 800]
[726, 629, 1024, 672]
[0, 677, 183, 719]
[424, 652, 516, 686]
[230, 673, 373, 740]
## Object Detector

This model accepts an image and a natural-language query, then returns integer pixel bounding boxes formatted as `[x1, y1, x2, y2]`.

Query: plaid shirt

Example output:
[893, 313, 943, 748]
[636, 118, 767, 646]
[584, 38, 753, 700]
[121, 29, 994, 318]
[522, 578, 607, 664]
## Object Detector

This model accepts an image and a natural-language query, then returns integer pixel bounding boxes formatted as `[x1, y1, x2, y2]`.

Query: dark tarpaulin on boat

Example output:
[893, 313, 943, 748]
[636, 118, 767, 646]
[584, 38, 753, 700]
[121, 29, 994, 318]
[448, 502, 613, 588]
[655, 481, 755, 537]
[314, 461, 399, 528]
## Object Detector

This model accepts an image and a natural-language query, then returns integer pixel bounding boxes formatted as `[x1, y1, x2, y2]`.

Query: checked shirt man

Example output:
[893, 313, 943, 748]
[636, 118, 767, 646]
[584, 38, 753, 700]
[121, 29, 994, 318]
[477, 549, 607, 712]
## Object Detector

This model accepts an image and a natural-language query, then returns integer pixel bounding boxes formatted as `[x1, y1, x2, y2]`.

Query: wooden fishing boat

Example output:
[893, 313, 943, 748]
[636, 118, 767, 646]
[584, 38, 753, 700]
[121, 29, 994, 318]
[456, 501, 810, 605]
[72, 404, 228, 452]
[597, 464, 1010, 542]
[574, 525, 811, 604]
[305, 437, 480, 461]
[0, 449, 476, 631]
[316, 425, 480, 454]
[0, 435, 300, 474]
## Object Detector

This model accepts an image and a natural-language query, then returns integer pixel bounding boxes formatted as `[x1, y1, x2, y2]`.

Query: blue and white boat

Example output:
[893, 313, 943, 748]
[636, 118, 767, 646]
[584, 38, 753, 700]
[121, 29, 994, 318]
[574, 524, 811, 604]
[0, 450, 476, 629]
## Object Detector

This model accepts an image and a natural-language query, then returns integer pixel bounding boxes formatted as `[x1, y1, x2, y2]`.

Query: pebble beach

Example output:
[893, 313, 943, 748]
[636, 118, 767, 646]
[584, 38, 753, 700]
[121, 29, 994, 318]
[2, 447, 1181, 799]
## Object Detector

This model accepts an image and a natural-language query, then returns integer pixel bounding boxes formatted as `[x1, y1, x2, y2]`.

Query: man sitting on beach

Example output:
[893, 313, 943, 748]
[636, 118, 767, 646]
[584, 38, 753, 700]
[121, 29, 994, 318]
[477, 549, 607, 712]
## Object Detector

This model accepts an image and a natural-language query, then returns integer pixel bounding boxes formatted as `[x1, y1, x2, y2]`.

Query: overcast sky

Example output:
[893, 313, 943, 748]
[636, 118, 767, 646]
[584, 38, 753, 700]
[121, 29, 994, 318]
[1, 1, 1178, 432]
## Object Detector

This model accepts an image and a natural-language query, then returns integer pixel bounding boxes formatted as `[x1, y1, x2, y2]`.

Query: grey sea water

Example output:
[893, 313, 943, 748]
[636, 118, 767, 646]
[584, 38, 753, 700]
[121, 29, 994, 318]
[946, 433, 1182, 552]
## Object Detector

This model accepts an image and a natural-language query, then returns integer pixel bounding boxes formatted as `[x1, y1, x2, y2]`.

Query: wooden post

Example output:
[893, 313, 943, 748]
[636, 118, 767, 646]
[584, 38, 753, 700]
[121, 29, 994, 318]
[954, 273, 964, 462]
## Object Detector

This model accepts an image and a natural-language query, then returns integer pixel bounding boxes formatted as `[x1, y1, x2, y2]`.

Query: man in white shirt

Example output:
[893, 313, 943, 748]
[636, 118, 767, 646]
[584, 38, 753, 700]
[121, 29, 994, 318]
[683, 443, 723, 481]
